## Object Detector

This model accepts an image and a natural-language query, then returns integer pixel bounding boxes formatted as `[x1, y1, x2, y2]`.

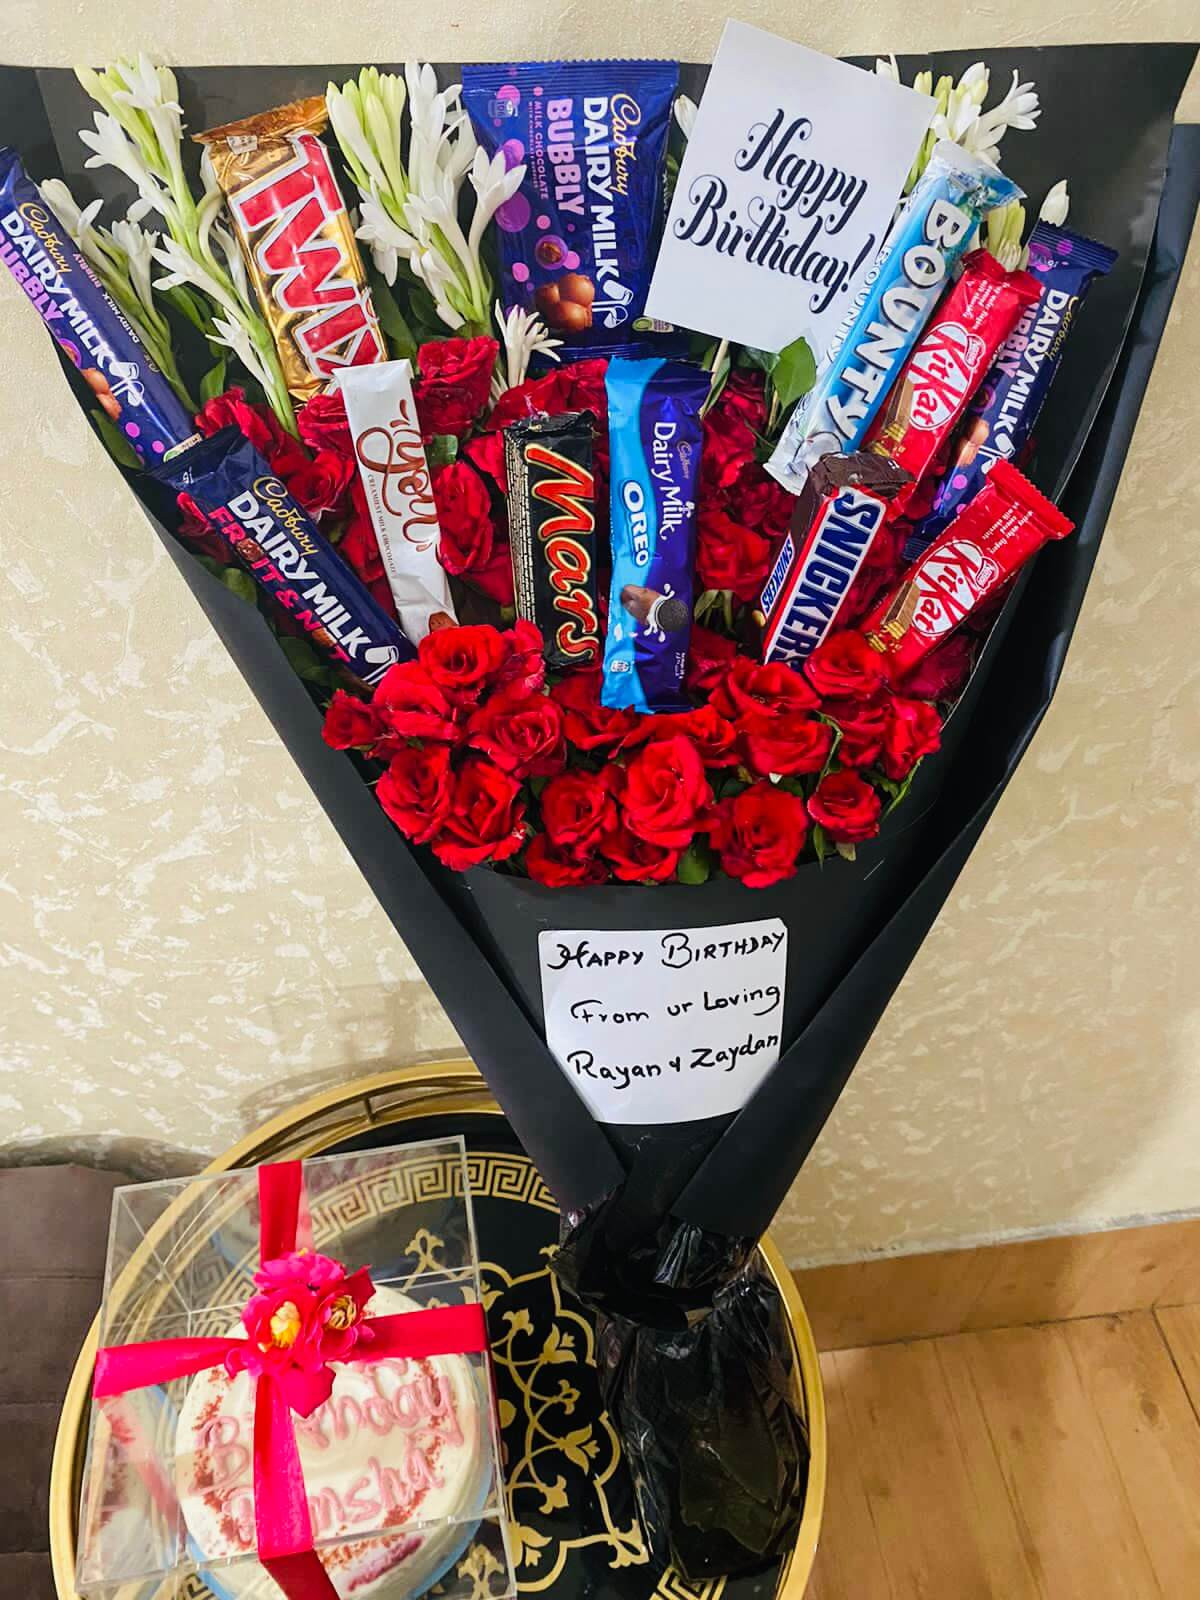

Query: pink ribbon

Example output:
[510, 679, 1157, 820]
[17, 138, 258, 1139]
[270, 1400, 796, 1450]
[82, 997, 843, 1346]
[93, 1162, 488, 1600]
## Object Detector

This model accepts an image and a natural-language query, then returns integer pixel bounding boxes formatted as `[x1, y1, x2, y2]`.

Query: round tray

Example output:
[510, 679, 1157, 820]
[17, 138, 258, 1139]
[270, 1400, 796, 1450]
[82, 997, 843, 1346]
[50, 1059, 826, 1600]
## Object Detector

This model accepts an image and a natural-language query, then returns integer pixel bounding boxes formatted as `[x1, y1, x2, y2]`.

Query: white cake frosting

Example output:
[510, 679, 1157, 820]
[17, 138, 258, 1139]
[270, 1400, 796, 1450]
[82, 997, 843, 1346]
[174, 1286, 488, 1599]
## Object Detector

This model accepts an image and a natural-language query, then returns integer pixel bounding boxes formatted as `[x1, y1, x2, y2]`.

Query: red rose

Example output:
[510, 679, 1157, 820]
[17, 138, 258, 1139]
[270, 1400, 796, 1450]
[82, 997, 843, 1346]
[322, 689, 384, 751]
[175, 491, 227, 562]
[739, 710, 833, 778]
[525, 833, 608, 887]
[710, 656, 818, 722]
[551, 669, 650, 755]
[284, 448, 355, 519]
[432, 461, 495, 576]
[899, 632, 975, 700]
[716, 369, 768, 433]
[804, 630, 887, 701]
[195, 386, 282, 459]
[429, 756, 526, 869]
[463, 429, 508, 492]
[496, 619, 546, 696]
[418, 624, 510, 705]
[556, 358, 609, 420]
[729, 462, 794, 538]
[413, 337, 498, 439]
[600, 824, 681, 884]
[376, 743, 455, 844]
[466, 689, 565, 778]
[696, 508, 773, 602]
[468, 543, 518, 606]
[485, 358, 608, 434]
[702, 406, 757, 492]
[297, 390, 354, 458]
[711, 783, 808, 888]
[340, 494, 387, 587]
[373, 661, 461, 743]
[621, 736, 714, 849]
[685, 625, 739, 698]
[880, 697, 942, 780]
[824, 697, 888, 769]
[645, 704, 738, 767]
[539, 768, 619, 855]
[807, 770, 883, 843]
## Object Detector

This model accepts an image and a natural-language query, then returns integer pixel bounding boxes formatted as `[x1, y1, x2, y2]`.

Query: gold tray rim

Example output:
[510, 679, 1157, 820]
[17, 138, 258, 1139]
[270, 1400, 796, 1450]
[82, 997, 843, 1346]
[49, 1057, 826, 1598]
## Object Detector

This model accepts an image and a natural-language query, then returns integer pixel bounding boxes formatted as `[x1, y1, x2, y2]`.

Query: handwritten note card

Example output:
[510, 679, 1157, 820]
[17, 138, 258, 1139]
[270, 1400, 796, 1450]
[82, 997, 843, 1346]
[539, 920, 788, 1125]
[645, 21, 933, 354]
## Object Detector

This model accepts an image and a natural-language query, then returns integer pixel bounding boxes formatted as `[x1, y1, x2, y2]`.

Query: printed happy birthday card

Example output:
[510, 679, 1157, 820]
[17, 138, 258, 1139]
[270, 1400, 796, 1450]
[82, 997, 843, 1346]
[646, 22, 935, 354]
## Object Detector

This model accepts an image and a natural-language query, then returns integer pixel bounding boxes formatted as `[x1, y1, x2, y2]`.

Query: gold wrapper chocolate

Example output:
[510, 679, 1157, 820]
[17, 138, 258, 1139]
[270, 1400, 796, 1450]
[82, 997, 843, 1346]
[197, 97, 386, 401]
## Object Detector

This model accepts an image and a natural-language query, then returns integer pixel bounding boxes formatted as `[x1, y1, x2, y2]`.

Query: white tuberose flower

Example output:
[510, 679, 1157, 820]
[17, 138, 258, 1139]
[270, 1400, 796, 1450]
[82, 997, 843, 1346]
[492, 302, 561, 397]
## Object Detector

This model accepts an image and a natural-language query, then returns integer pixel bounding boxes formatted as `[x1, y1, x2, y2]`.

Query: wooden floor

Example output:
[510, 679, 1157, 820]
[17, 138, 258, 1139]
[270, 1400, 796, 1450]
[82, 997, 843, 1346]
[806, 1304, 1200, 1598]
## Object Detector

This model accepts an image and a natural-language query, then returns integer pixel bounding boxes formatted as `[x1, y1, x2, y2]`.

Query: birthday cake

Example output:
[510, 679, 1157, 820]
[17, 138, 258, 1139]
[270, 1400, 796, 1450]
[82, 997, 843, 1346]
[174, 1286, 490, 1599]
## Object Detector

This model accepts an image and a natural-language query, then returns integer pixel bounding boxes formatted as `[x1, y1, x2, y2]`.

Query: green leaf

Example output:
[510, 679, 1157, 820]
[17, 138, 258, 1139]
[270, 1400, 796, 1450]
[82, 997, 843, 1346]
[220, 567, 257, 604]
[772, 336, 817, 411]
[834, 839, 857, 862]
[163, 283, 210, 333]
[199, 352, 228, 405]
[427, 433, 459, 469]
[90, 409, 141, 469]
[279, 635, 336, 685]
[676, 843, 712, 885]
[740, 345, 780, 375]
[811, 822, 829, 864]
[369, 268, 418, 360]
[882, 763, 919, 816]
[663, 150, 680, 211]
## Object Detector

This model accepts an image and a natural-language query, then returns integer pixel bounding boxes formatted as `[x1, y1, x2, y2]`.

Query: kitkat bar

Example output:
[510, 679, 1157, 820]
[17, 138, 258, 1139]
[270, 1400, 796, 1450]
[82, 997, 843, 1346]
[866, 250, 1041, 520]
[863, 459, 1073, 677]
[197, 97, 386, 401]
[504, 411, 600, 668]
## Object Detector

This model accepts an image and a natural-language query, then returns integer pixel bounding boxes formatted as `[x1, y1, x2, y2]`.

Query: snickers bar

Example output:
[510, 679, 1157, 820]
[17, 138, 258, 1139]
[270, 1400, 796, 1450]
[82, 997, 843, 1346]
[760, 452, 909, 666]
[504, 410, 599, 669]
[160, 428, 413, 685]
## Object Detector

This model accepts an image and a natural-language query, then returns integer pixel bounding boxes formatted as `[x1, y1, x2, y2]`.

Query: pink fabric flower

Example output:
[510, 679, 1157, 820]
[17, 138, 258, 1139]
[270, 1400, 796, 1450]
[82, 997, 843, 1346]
[226, 1251, 375, 1415]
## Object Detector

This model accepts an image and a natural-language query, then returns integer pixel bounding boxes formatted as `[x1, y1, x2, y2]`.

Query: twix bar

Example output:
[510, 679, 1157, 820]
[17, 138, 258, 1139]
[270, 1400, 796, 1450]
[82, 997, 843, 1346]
[197, 97, 386, 400]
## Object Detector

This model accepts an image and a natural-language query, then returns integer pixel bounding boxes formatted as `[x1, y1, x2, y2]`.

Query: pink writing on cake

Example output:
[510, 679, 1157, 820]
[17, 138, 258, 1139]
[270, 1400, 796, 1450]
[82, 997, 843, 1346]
[293, 1358, 464, 1450]
[218, 1442, 445, 1546]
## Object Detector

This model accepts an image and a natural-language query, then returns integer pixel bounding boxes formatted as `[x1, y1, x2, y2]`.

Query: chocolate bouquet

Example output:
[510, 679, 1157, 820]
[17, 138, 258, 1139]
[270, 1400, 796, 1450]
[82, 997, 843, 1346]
[2, 32, 1197, 1584]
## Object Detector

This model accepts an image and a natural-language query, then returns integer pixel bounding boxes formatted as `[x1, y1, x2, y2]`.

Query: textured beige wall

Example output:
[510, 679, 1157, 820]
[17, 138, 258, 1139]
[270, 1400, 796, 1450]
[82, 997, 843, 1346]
[1, 4, 1198, 1263]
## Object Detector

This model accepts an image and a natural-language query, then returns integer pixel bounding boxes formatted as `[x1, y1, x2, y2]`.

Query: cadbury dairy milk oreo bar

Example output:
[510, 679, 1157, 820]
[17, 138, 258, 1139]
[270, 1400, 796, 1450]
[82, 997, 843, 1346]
[462, 61, 678, 361]
[602, 357, 707, 713]
[767, 142, 1021, 497]
[0, 147, 197, 465]
[160, 428, 413, 685]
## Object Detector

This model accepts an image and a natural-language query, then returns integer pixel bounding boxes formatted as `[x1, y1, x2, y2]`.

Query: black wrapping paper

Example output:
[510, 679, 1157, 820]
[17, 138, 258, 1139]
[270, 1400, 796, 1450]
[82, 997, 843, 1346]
[3, 46, 1197, 1580]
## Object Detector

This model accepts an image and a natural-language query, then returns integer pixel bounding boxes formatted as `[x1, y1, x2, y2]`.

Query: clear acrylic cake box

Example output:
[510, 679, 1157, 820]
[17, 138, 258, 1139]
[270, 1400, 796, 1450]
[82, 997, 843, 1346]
[75, 1138, 515, 1600]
